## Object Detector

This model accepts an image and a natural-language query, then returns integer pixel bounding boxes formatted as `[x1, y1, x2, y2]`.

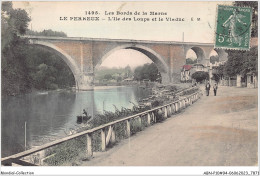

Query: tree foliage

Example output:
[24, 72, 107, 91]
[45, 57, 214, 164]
[186, 58, 197, 64]
[212, 64, 225, 82]
[95, 66, 133, 82]
[134, 63, 160, 81]
[191, 71, 209, 83]
[224, 47, 258, 77]
[1, 2, 74, 95]
[26, 46, 75, 90]
[26, 29, 67, 37]
[1, 2, 31, 95]
[210, 55, 219, 64]
[104, 74, 113, 80]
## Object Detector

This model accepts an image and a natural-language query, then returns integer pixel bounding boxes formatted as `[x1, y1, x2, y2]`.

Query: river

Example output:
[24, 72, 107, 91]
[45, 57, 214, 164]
[1, 86, 151, 157]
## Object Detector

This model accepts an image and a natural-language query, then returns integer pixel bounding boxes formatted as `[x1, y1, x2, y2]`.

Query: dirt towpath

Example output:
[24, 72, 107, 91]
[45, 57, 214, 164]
[80, 86, 258, 166]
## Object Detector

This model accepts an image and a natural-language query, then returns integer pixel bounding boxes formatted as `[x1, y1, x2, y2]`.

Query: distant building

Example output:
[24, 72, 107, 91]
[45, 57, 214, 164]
[123, 77, 134, 82]
[246, 71, 258, 88]
[181, 65, 192, 82]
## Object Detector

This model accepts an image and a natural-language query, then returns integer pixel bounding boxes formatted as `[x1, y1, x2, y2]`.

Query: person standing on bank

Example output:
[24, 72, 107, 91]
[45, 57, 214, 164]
[205, 81, 211, 96]
[213, 83, 218, 96]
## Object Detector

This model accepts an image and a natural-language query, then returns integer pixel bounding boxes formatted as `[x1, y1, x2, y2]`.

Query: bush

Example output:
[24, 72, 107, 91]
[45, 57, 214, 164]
[191, 71, 209, 83]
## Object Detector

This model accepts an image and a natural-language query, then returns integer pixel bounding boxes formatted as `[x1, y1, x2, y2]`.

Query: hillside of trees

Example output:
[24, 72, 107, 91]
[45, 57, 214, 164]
[134, 63, 161, 82]
[95, 66, 133, 82]
[2, 2, 74, 96]
[26, 29, 67, 37]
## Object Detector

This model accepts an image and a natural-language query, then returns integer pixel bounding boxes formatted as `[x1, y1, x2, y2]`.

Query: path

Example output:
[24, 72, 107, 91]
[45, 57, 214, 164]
[80, 86, 258, 166]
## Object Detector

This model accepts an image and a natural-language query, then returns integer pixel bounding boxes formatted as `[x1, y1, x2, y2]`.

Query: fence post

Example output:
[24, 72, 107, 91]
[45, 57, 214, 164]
[172, 103, 176, 113]
[101, 129, 106, 151]
[164, 107, 168, 119]
[138, 116, 142, 127]
[86, 133, 93, 157]
[126, 120, 131, 137]
[147, 113, 151, 126]
[106, 126, 112, 146]
[168, 105, 172, 115]
[151, 112, 156, 123]
[111, 126, 116, 144]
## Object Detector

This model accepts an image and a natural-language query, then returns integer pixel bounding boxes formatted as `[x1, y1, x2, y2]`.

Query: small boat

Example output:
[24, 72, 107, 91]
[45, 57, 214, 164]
[76, 109, 92, 124]
[77, 115, 91, 124]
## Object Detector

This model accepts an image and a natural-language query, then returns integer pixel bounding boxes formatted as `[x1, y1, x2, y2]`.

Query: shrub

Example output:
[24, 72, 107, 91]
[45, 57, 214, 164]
[191, 71, 209, 83]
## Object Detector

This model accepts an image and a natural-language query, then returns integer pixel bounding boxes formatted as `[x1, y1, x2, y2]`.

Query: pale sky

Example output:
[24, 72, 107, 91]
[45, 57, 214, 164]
[100, 49, 152, 69]
[12, 1, 232, 68]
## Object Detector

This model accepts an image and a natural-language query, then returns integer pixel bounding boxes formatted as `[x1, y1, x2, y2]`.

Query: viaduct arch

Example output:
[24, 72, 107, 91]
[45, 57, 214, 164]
[25, 36, 228, 90]
[96, 44, 170, 83]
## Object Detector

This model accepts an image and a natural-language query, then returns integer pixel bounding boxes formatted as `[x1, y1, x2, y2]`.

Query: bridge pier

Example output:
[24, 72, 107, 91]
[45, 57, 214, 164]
[75, 73, 94, 91]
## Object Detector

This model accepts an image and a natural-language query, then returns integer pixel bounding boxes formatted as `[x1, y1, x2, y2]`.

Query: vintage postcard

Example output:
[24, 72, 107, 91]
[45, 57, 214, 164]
[1, 1, 258, 175]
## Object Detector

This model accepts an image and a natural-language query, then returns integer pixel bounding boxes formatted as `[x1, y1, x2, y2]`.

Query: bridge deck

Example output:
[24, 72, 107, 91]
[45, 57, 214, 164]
[80, 86, 258, 166]
[22, 35, 214, 46]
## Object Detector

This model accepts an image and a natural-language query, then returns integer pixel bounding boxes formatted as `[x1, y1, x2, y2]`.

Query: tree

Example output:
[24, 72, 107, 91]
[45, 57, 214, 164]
[124, 65, 132, 78]
[191, 71, 209, 83]
[186, 58, 197, 64]
[210, 55, 219, 64]
[212, 64, 225, 83]
[211, 74, 220, 83]
[224, 47, 258, 77]
[26, 47, 75, 90]
[104, 74, 113, 80]
[134, 63, 160, 81]
[116, 77, 122, 82]
[1, 2, 31, 95]
[2, 2, 75, 95]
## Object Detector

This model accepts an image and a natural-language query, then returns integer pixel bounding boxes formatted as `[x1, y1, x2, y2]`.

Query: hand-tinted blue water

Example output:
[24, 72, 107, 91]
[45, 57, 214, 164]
[1, 86, 151, 157]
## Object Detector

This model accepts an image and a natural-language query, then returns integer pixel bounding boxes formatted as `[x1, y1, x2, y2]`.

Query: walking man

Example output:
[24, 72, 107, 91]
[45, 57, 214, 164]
[213, 83, 218, 96]
[205, 81, 211, 96]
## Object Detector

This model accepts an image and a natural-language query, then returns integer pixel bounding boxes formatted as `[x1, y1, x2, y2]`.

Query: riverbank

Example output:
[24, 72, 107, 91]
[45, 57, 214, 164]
[1, 85, 153, 158]
[94, 85, 126, 90]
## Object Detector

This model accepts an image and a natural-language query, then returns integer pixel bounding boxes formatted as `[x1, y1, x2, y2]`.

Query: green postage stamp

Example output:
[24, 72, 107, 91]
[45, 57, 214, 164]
[215, 5, 252, 50]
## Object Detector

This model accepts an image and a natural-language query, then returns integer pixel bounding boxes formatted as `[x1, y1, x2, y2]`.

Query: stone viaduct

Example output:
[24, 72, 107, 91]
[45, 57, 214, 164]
[24, 36, 228, 90]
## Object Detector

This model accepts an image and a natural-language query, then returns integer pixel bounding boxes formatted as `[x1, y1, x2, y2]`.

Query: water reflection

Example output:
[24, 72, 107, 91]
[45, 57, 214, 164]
[1, 86, 151, 157]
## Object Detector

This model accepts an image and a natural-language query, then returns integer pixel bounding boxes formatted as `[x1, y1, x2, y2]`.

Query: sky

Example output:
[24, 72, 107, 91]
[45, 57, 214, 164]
[12, 1, 232, 68]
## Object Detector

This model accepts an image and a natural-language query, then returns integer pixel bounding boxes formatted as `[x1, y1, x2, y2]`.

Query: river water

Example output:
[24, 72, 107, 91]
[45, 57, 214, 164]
[1, 86, 151, 157]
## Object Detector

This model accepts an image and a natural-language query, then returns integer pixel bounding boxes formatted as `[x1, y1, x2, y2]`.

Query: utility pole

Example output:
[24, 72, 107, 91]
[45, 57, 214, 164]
[103, 100, 105, 114]
[25, 121, 27, 151]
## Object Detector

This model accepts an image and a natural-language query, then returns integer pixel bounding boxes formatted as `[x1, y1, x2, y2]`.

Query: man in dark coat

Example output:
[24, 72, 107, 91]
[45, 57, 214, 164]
[213, 83, 218, 96]
[205, 81, 211, 96]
